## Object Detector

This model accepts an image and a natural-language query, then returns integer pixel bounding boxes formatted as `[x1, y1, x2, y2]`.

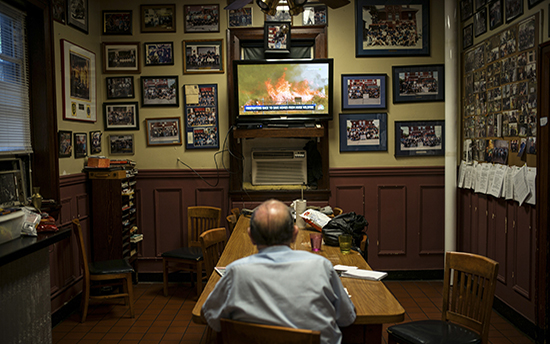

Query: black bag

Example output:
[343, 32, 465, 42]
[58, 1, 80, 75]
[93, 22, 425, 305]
[322, 212, 368, 251]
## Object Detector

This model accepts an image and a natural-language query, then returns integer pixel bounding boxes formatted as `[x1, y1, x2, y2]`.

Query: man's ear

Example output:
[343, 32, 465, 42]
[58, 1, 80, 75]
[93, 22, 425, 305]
[247, 227, 256, 245]
[291, 225, 299, 242]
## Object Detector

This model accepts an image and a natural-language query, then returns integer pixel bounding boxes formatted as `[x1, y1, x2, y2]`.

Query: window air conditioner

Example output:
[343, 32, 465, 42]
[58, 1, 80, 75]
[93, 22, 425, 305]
[251, 150, 307, 185]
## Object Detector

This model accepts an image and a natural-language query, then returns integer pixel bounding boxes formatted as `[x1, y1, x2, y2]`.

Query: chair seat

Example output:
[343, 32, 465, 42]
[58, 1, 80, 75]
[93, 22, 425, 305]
[387, 320, 481, 344]
[89, 259, 134, 275]
[161, 246, 203, 261]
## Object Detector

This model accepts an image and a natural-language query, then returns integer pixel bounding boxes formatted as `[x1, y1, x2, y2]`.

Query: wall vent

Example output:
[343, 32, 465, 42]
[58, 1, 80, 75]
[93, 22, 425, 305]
[251, 150, 307, 185]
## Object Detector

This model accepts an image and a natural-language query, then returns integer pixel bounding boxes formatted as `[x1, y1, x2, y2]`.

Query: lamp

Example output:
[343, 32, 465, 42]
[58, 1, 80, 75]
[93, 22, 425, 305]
[256, 0, 280, 16]
[287, 0, 307, 16]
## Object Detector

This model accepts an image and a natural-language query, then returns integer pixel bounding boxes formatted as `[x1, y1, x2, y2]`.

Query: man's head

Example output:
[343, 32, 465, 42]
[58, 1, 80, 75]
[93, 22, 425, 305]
[248, 199, 298, 247]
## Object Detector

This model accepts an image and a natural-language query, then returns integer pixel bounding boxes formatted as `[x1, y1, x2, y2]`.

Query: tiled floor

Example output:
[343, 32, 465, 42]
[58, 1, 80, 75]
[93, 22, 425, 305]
[53, 280, 535, 344]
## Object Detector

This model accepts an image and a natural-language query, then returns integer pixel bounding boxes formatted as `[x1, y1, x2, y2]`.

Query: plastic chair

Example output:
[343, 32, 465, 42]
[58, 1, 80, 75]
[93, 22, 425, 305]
[71, 219, 135, 323]
[199, 227, 228, 278]
[162, 206, 221, 297]
[387, 251, 499, 344]
[220, 318, 321, 344]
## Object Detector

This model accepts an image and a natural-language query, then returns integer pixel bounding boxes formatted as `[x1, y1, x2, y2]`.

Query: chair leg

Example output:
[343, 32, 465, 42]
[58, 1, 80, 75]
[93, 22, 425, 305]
[125, 273, 135, 318]
[387, 333, 399, 344]
[196, 261, 203, 296]
[163, 258, 169, 297]
[81, 282, 90, 323]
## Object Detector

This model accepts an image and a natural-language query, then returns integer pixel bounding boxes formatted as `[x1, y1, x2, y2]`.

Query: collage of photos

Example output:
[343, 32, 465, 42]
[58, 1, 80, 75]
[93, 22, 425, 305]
[462, 15, 537, 165]
[184, 84, 219, 150]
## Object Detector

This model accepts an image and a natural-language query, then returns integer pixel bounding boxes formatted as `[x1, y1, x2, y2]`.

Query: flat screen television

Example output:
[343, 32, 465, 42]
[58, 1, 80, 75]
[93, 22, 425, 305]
[233, 58, 333, 125]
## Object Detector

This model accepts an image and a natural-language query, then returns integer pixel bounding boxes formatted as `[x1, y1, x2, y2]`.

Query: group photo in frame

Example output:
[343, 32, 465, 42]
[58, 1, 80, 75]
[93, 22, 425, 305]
[183, 84, 220, 150]
[74, 132, 87, 158]
[264, 21, 291, 53]
[102, 42, 140, 74]
[146, 117, 182, 146]
[489, 0, 503, 30]
[52, 0, 66, 24]
[144, 42, 174, 66]
[461, 0, 473, 21]
[474, 7, 487, 37]
[109, 134, 134, 155]
[141, 76, 179, 107]
[102, 10, 132, 35]
[61, 39, 97, 122]
[67, 0, 88, 33]
[228, 6, 252, 27]
[183, 39, 224, 74]
[394, 120, 445, 157]
[184, 4, 220, 33]
[341, 74, 387, 110]
[140, 4, 175, 33]
[89, 131, 102, 154]
[106, 76, 134, 99]
[355, 0, 430, 57]
[392, 64, 445, 103]
[103, 102, 139, 131]
[474, 0, 486, 11]
[505, 0, 523, 23]
[58, 130, 72, 158]
[463, 24, 473, 49]
[302, 2, 327, 26]
[339, 113, 387, 152]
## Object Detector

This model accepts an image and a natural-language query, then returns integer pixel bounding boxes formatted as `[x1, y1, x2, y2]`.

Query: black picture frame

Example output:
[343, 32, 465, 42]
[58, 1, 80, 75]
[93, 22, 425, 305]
[474, 7, 487, 37]
[102, 10, 132, 35]
[341, 74, 387, 110]
[73, 132, 87, 158]
[392, 64, 445, 104]
[67, 0, 88, 34]
[355, 0, 430, 57]
[505, 0, 523, 24]
[52, 0, 66, 24]
[475, 0, 487, 11]
[528, 0, 544, 9]
[394, 120, 445, 157]
[58, 130, 72, 158]
[109, 134, 134, 155]
[102, 42, 141, 74]
[183, 84, 220, 150]
[106, 76, 134, 99]
[264, 21, 291, 54]
[184, 4, 220, 33]
[489, 0, 503, 30]
[146, 117, 182, 146]
[461, 0, 474, 21]
[183, 39, 224, 74]
[140, 76, 179, 107]
[103, 102, 139, 131]
[89, 131, 102, 155]
[302, 2, 327, 26]
[144, 42, 174, 66]
[339, 113, 387, 152]
[228, 6, 253, 27]
[140, 4, 175, 33]
[463, 24, 474, 49]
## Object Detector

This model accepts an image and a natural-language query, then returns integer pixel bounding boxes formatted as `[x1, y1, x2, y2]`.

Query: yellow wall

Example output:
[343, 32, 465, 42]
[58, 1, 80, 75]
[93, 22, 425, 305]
[55, 0, 447, 175]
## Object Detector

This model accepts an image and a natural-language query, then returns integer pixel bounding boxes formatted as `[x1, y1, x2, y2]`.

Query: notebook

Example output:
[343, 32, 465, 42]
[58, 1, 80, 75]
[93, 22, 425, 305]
[341, 269, 388, 281]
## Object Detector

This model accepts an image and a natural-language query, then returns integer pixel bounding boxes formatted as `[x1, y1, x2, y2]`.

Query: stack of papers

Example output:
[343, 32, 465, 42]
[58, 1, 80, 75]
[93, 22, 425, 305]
[334, 265, 388, 281]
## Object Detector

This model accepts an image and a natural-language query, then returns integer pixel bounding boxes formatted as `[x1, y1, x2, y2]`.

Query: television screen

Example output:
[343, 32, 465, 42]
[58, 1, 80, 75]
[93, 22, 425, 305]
[233, 59, 333, 123]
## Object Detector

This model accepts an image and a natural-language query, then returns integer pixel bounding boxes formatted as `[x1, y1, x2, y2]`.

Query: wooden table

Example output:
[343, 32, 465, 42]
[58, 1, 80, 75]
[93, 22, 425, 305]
[191, 215, 405, 343]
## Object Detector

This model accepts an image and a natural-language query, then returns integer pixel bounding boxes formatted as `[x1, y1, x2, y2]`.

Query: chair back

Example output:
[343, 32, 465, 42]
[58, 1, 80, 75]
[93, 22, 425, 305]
[230, 207, 240, 219]
[199, 227, 227, 277]
[187, 206, 221, 247]
[226, 214, 237, 235]
[71, 219, 90, 285]
[220, 318, 321, 344]
[442, 251, 499, 344]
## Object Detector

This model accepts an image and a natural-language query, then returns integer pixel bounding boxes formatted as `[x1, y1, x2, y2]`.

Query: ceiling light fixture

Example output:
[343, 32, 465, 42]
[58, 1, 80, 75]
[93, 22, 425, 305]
[255, 0, 280, 16]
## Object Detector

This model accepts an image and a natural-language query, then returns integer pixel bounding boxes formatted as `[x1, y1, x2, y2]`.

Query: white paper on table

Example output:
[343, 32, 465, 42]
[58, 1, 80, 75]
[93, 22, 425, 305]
[488, 164, 506, 198]
[513, 165, 530, 206]
[525, 167, 537, 205]
[341, 269, 388, 281]
[458, 161, 467, 188]
[333, 265, 358, 272]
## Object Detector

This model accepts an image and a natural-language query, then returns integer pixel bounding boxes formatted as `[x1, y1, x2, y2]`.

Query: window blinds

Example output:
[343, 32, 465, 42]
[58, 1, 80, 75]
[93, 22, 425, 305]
[0, 1, 31, 155]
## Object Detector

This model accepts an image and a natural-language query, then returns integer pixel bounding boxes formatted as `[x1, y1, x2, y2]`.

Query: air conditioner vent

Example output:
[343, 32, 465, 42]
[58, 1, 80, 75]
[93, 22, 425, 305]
[251, 150, 307, 185]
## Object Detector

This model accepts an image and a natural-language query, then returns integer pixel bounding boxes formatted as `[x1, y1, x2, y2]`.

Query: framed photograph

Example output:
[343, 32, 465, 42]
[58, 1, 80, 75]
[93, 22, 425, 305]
[89, 131, 102, 155]
[518, 16, 536, 52]
[144, 42, 174, 66]
[461, 0, 474, 21]
[183, 39, 224, 74]
[488, 0, 503, 30]
[67, 0, 88, 33]
[341, 74, 387, 110]
[140, 4, 175, 33]
[73, 132, 87, 158]
[463, 24, 474, 49]
[184, 4, 220, 33]
[61, 39, 96, 122]
[339, 113, 387, 152]
[355, 0, 430, 57]
[264, 21, 291, 53]
[394, 120, 445, 157]
[528, 0, 544, 9]
[505, 0, 523, 23]
[183, 84, 220, 150]
[103, 102, 139, 131]
[102, 10, 132, 35]
[475, 0, 487, 11]
[141, 76, 179, 107]
[52, 0, 66, 24]
[58, 130, 72, 158]
[146, 117, 182, 146]
[228, 6, 253, 27]
[109, 134, 134, 155]
[392, 64, 445, 104]
[102, 42, 140, 74]
[474, 7, 487, 37]
[265, 1, 293, 23]
[106, 76, 134, 99]
[303, 3, 327, 26]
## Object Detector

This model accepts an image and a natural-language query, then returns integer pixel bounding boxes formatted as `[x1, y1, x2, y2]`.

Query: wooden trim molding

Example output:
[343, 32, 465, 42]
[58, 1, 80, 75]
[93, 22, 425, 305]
[330, 166, 445, 177]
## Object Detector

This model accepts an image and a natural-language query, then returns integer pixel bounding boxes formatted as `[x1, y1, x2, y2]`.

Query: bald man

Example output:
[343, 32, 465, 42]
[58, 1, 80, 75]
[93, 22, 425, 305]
[201, 199, 356, 344]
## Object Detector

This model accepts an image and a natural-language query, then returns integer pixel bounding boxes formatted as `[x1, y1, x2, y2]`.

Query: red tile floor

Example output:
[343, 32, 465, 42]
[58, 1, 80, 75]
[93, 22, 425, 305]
[53, 280, 535, 344]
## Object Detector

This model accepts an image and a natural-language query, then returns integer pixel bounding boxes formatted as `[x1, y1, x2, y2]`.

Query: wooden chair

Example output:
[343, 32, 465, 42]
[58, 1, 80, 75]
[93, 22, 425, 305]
[220, 319, 321, 344]
[333, 207, 343, 216]
[230, 207, 241, 219]
[71, 219, 135, 323]
[387, 251, 499, 344]
[226, 214, 237, 236]
[199, 227, 228, 278]
[162, 206, 221, 297]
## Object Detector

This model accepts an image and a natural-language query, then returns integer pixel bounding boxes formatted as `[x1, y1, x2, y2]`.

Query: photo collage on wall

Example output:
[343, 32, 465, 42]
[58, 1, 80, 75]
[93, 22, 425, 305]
[183, 84, 219, 150]
[462, 14, 538, 165]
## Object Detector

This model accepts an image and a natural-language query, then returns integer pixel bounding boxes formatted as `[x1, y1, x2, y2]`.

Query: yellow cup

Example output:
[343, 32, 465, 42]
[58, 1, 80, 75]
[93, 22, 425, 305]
[338, 234, 352, 254]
